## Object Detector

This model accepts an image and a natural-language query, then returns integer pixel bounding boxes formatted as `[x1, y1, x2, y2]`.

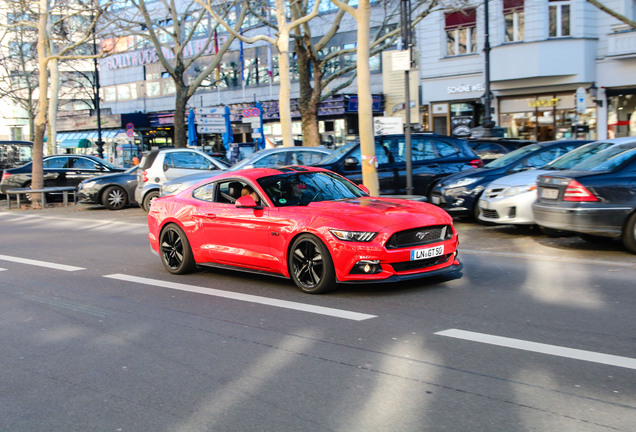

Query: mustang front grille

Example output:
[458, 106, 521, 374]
[385, 225, 452, 249]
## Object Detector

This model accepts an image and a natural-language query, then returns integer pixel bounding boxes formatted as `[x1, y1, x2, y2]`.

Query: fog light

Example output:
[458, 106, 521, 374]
[351, 260, 382, 275]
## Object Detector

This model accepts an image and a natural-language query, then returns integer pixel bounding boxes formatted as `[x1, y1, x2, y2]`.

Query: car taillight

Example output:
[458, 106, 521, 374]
[142, 170, 148, 182]
[469, 159, 483, 168]
[563, 180, 598, 202]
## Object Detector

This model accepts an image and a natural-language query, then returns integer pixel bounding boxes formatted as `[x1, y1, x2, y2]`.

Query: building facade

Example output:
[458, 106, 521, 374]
[1, 0, 635, 158]
[418, 0, 636, 141]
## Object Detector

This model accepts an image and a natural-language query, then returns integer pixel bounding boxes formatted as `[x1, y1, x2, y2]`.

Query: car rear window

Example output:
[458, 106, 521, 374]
[140, 151, 158, 170]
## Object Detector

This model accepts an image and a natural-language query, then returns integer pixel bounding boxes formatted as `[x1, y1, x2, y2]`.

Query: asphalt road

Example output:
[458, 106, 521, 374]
[0, 202, 634, 432]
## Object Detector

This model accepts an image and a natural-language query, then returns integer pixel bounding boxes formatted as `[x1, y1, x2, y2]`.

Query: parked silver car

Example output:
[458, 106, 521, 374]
[135, 148, 230, 211]
[159, 146, 332, 197]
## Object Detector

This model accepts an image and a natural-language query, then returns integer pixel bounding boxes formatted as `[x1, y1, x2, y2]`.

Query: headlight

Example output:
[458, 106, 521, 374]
[447, 177, 482, 188]
[502, 185, 536, 197]
[329, 230, 377, 242]
[160, 183, 185, 196]
[82, 181, 96, 189]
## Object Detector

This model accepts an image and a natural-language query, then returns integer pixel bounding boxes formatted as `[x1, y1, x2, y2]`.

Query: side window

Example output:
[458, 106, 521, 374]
[295, 151, 325, 165]
[254, 153, 285, 167]
[192, 182, 216, 202]
[435, 140, 460, 157]
[72, 158, 99, 170]
[375, 140, 392, 165]
[170, 152, 213, 169]
[43, 157, 69, 168]
[411, 138, 437, 162]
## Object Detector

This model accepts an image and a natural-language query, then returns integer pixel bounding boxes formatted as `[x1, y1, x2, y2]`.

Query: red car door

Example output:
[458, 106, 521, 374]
[194, 200, 276, 271]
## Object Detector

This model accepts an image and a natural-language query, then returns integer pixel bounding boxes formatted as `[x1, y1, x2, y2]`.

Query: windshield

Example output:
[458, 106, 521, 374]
[571, 144, 636, 171]
[257, 171, 367, 207]
[316, 142, 357, 164]
[546, 142, 615, 170]
[484, 144, 542, 168]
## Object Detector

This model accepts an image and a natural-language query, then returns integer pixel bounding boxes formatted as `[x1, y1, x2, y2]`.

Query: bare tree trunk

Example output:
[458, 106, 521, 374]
[355, 0, 379, 195]
[48, 57, 59, 156]
[276, 0, 294, 147]
[174, 81, 188, 148]
[32, 0, 50, 208]
[295, 35, 321, 147]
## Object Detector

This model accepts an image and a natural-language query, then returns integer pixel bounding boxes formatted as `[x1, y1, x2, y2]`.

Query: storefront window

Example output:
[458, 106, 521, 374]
[499, 94, 596, 141]
[607, 93, 636, 138]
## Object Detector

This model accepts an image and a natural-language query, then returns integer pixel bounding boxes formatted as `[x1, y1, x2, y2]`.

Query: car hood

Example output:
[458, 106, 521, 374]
[486, 169, 549, 188]
[277, 197, 452, 231]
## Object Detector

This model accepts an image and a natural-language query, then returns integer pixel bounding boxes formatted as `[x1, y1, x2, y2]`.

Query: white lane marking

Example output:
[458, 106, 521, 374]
[461, 249, 635, 268]
[436, 329, 636, 370]
[104, 273, 377, 321]
[0, 254, 85, 272]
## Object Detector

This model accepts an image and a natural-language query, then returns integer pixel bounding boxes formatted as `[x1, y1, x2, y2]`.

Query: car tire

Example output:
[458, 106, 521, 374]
[159, 224, 196, 274]
[622, 212, 636, 254]
[288, 234, 336, 294]
[102, 186, 127, 210]
[142, 190, 159, 212]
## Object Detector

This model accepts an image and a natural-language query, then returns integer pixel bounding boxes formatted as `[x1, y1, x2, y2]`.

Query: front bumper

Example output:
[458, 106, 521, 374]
[430, 187, 482, 216]
[478, 192, 536, 225]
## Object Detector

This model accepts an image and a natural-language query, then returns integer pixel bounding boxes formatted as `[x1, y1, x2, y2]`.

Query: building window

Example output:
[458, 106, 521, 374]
[549, 0, 570, 37]
[504, 0, 524, 42]
[445, 9, 477, 56]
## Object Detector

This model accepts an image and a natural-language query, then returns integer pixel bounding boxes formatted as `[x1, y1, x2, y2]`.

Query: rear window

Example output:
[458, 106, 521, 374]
[140, 151, 158, 170]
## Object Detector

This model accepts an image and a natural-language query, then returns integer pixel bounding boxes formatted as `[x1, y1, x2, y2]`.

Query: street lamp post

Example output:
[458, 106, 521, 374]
[401, 0, 413, 195]
[482, 0, 495, 134]
[92, 20, 104, 158]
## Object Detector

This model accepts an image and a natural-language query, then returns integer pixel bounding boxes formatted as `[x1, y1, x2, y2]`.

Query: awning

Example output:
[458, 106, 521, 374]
[56, 129, 124, 148]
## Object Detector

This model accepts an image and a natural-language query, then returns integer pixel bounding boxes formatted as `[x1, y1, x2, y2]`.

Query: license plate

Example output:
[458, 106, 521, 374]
[411, 245, 444, 261]
[540, 188, 559, 199]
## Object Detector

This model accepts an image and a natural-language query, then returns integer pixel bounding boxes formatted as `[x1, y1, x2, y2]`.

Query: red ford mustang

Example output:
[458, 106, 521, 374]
[147, 166, 463, 294]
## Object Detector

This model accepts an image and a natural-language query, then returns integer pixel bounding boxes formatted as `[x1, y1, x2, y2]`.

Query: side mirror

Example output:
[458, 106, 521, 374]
[344, 157, 359, 168]
[236, 195, 262, 209]
[358, 184, 371, 195]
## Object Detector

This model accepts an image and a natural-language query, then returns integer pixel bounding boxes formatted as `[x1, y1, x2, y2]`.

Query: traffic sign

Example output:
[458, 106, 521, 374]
[126, 122, 134, 130]
[126, 129, 134, 137]
[575, 87, 587, 114]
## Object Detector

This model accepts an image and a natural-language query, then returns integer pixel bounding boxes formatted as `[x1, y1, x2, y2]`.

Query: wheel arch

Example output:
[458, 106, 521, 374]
[284, 229, 340, 281]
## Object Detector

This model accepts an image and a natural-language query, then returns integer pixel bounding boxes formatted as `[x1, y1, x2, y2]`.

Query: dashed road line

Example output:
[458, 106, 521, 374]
[0, 254, 85, 272]
[104, 273, 377, 321]
[436, 329, 636, 370]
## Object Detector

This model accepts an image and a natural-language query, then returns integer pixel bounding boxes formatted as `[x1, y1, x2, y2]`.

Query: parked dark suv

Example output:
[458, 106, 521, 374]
[314, 133, 482, 196]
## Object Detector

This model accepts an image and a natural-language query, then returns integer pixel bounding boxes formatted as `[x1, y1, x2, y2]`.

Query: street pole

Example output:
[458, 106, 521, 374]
[401, 0, 413, 195]
[482, 0, 495, 135]
[92, 20, 104, 158]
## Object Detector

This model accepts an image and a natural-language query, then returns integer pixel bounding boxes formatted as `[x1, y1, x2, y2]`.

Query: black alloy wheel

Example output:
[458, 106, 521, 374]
[159, 224, 196, 274]
[288, 234, 336, 294]
[102, 186, 127, 210]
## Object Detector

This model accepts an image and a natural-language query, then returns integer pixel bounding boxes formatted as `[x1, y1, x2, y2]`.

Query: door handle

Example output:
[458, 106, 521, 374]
[195, 213, 216, 219]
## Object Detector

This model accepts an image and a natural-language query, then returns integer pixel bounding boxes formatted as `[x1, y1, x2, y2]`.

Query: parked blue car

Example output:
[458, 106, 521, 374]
[429, 139, 593, 219]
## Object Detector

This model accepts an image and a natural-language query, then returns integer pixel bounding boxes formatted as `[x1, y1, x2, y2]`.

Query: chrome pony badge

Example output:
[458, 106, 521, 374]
[416, 231, 429, 240]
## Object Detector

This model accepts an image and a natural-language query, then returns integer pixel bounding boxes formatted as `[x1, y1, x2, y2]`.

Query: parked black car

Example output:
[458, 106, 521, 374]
[430, 139, 593, 219]
[467, 137, 536, 164]
[532, 142, 636, 253]
[314, 133, 482, 196]
[77, 166, 139, 210]
[0, 155, 126, 198]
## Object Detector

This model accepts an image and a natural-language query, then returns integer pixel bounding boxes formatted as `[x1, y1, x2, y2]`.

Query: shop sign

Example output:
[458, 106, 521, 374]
[528, 98, 560, 108]
[447, 83, 484, 94]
